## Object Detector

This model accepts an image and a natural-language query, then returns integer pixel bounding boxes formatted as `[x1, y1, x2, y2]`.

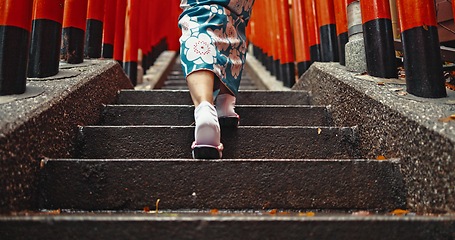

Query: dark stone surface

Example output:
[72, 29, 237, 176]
[293, 62, 455, 213]
[117, 90, 311, 105]
[0, 60, 133, 213]
[40, 159, 405, 210]
[77, 126, 360, 159]
[100, 105, 333, 126]
[1, 213, 454, 240]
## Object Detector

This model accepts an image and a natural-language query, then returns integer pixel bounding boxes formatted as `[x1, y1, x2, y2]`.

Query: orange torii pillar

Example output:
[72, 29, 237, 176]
[0, 0, 33, 95]
[277, 0, 295, 87]
[269, 0, 279, 75]
[28, 0, 65, 78]
[61, 0, 88, 64]
[138, 0, 148, 74]
[304, 0, 321, 63]
[85, 0, 105, 58]
[316, 0, 339, 62]
[146, 1, 154, 68]
[167, 0, 181, 52]
[396, 0, 446, 98]
[334, 0, 348, 66]
[102, 0, 116, 58]
[249, 1, 265, 68]
[123, 0, 141, 85]
[292, 0, 311, 76]
[113, 0, 127, 65]
[361, 0, 396, 78]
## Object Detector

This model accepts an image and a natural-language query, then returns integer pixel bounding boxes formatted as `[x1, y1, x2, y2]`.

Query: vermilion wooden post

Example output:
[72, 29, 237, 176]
[334, 0, 349, 65]
[292, 0, 311, 76]
[28, 0, 65, 78]
[85, 0, 105, 58]
[396, 0, 446, 98]
[147, 1, 156, 68]
[304, 0, 321, 63]
[269, 0, 278, 75]
[0, 0, 33, 95]
[61, 0, 88, 64]
[138, 0, 148, 74]
[123, 0, 140, 85]
[113, 0, 127, 65]
[361, 0, 396, 78]
[316, 0, 339, 62]
[277, 0, 296, 87]
[102, 0, 116, 58]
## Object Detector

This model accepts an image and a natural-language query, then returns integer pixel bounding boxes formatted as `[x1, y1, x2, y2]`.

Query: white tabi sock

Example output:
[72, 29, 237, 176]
[194, 101, 221, 146]
[215, 94, 238, 118]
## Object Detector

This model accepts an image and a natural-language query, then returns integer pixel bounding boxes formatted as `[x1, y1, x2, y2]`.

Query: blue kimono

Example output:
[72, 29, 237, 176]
[178, 0, 255, 95]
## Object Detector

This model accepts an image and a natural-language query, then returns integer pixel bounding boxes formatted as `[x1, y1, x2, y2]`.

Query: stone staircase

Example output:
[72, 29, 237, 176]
[1, 65, 454, 239]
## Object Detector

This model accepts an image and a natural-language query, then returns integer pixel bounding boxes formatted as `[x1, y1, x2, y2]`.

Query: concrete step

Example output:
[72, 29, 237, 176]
[117, 90, 311, 105]
[100, 105, 333, 126]
[77, 126, 360, 159]
[3, 212, 453, 240]
[39, 159, 404, 211]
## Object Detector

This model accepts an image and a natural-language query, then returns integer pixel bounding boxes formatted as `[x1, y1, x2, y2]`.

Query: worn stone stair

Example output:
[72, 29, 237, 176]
[1, 66, 454, 239]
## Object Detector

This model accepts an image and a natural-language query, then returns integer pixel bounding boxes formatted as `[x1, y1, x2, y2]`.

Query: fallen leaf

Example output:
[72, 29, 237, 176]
[155, 199, 160, 213]
[376, 155, 386, 161]
[397, 91, 408, 96]
[40, 160, 46, 169]
[269, 209, 278, 215]
[438, 114, 455, 123]
[377, 82, 385, 86]
[210, 209, 219, 214]
[391, 209, 410, 216]
[143, 206, 150, 212]
[352, 211, 370, 216]
[47, 209, 61, 215]
[306, 212, 315, 217]
[390, 88, 404, 92]
[317, 128, 322, 135]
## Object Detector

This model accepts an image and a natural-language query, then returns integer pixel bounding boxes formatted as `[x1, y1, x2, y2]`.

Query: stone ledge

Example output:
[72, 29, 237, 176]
[294, 62, 455, 213]
[0, 60, 133, 213]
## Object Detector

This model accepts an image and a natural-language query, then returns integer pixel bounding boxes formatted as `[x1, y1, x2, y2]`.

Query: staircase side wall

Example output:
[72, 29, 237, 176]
[0, 60, 133, 213]
[294, 62, 455, 213]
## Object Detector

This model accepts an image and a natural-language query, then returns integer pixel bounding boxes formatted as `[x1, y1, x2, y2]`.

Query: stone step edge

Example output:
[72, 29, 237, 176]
[2, 212, 454, 222]
[42, 158, 397, 163]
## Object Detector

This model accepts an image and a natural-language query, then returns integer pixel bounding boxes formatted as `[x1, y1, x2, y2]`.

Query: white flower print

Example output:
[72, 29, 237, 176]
[179, 14, 200, 42]
[184, 33, 217, 65]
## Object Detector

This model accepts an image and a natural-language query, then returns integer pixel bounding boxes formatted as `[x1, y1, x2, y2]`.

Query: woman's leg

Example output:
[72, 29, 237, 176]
[187, 70, 215, 107]
[187, 70, 223, 159]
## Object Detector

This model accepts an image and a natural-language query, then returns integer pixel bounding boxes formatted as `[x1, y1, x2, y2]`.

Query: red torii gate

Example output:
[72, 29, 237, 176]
[0, 0, 181, 94]
[0, 0, 451, 99]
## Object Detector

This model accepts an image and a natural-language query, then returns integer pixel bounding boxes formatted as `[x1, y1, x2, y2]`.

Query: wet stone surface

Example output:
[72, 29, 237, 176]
[0, 60, 133, 213]
[294, 62, 455, 213]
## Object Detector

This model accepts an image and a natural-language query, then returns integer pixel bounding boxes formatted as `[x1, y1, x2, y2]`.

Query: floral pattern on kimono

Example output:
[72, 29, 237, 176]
[178, 0, 255, 95]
